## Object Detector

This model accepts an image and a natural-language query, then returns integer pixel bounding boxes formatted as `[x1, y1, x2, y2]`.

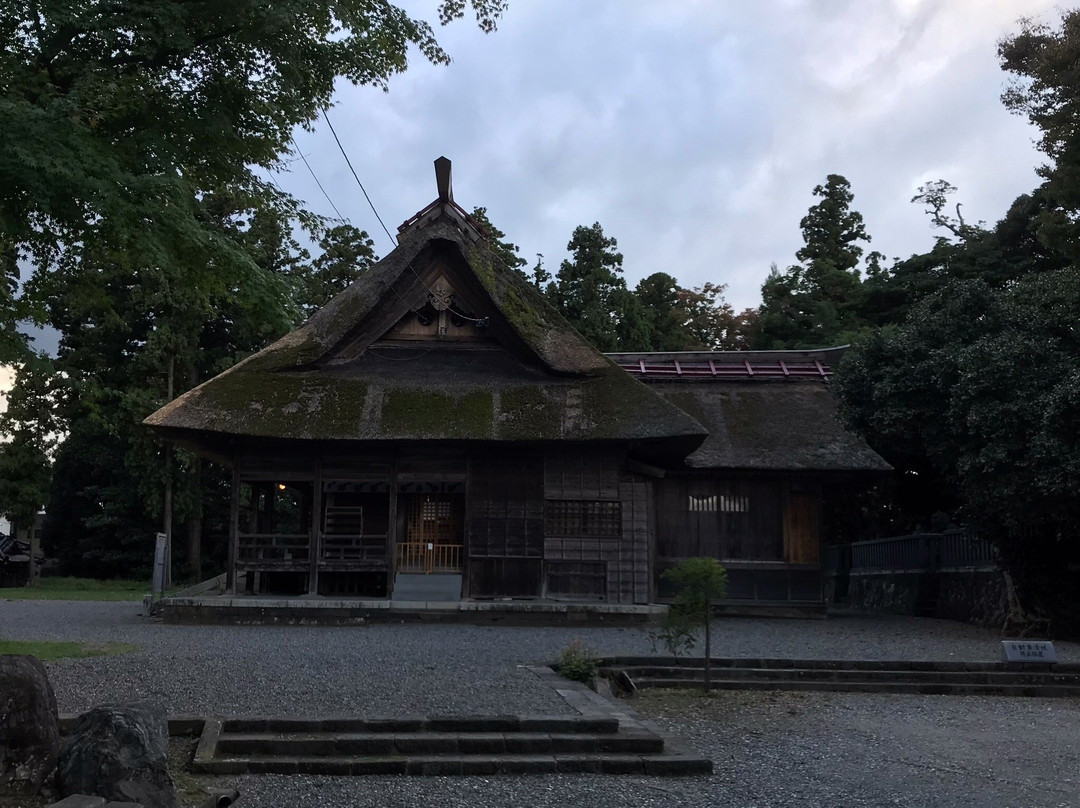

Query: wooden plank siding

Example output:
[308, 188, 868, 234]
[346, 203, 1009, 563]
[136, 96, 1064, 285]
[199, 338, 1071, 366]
[653, 473, 823, 603]
[228, 446, 655, 603]
[465, 455, 545, 598]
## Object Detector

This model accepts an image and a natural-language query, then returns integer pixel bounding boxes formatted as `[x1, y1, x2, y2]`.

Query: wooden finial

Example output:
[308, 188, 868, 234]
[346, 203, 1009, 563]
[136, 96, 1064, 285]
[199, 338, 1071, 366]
[434, 156, 453, 202]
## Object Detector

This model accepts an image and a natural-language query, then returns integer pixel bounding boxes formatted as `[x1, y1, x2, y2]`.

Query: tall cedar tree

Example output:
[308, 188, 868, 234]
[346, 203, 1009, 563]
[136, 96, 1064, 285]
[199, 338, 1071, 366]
[548, 223, 650, 351]
[756, 174, 871, 348]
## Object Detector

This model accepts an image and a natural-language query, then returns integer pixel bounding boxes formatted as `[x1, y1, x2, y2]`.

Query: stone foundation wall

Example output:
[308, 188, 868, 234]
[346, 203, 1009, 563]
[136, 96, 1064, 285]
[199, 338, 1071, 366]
[848, 568, 1006, 629]
[935, 569, 1007, 628]
[848, 571, 921, 616]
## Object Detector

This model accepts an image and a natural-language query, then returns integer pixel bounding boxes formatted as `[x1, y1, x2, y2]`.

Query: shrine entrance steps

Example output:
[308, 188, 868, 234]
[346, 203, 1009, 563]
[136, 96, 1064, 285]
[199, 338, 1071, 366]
[600, 657, 1080, 697]
[391, 573, 462, 602]
[190, 714, 711, 776]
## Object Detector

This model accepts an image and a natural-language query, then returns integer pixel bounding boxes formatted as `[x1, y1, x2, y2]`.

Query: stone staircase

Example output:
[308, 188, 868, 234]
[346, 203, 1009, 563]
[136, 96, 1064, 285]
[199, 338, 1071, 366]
[193, 714, 711, 776]
[601, 657, 1080, 697]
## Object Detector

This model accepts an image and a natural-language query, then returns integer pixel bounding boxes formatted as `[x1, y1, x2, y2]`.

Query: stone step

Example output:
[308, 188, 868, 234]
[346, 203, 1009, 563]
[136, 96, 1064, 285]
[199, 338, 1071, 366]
[612, 666, 1080, 686]
[629, 677, 1080, 697]
[219, 715, 619, 734]
[196, 752, 711, 776]
[391, 573, 462, 602]
[214, 730, 664, 757]
[601, 657, 1080, 673]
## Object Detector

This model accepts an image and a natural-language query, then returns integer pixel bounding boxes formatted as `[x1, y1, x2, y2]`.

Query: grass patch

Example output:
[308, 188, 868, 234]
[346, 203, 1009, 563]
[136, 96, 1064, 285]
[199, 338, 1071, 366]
[0, 639, 139, 661]
[0, 577, 150, 601]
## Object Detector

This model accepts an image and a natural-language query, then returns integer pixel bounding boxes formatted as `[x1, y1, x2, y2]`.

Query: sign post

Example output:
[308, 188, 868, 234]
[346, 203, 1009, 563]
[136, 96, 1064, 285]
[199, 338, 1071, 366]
[1001, 640, 1057, 664]
[152, 532, 168, 601]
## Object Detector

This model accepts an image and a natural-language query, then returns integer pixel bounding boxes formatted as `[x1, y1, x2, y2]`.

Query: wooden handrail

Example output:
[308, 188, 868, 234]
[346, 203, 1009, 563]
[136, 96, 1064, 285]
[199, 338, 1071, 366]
[395, 542, 463, 574]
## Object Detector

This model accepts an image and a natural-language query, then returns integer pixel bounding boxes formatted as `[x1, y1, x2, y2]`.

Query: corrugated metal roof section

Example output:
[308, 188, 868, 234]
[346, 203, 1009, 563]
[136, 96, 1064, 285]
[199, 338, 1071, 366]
[606, 347, 848, 382]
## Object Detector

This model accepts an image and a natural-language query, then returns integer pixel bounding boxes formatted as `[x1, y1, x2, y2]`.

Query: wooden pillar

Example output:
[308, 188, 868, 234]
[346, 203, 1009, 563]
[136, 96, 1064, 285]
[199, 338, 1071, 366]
[387, 449, 398, 598]
[309, 461, 323, 596]
[227, 463, 240, 594]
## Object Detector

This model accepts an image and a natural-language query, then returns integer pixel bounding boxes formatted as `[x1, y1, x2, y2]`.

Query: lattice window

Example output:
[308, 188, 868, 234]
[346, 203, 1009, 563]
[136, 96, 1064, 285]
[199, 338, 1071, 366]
[545, 500, 621, 537]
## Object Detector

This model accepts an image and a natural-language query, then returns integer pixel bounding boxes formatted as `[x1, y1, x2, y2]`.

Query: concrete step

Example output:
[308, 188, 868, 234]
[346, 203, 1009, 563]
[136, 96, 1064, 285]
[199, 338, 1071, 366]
[391, 573, 462, 602]
[601, 657, 1080, 673]
[215, 730, 664, 756]
[627, 677, 1080, 697]
[613, 666, 1080, 686]
[196, 752, 712, 776]
[220, 715, 618, 734]
[194, 715, 711, 776]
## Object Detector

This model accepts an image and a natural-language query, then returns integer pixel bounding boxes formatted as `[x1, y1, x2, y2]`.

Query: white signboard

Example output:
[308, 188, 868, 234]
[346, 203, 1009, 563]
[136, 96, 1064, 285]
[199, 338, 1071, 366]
[152, 532, 168, 599]
[1002, 640, 1057, 663]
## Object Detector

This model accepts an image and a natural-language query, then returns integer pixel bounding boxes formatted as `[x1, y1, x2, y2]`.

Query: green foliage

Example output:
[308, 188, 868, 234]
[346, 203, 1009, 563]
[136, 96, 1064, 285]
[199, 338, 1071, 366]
[548, 222, 636, 351]
[1000, 10, 1080, 262]
[635, 273, 753, 351]
[471, 206, 527, 273]
[0, 577, 151, 601]
[557, 638, 599, 683]
[837, 270, 1080, 629]
[660, 558, 727, 685]
[0, 355, 60, 533]
[648, 601, 699, 658]
[755, 174, 872, 349]
[2, 1, 507, 578]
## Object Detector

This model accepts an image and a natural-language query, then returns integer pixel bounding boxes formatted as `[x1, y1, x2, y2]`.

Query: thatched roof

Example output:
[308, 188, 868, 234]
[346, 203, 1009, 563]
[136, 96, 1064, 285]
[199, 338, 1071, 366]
[607, 349, 891, 472]
[144, 206, 706, 455]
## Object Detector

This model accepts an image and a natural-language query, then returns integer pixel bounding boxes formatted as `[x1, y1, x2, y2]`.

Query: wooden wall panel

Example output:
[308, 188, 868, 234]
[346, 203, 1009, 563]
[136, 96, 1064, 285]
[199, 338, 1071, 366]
[655, 476, 783, 562]
[783, 492, 821, 564]
[467, 455, 544, 560]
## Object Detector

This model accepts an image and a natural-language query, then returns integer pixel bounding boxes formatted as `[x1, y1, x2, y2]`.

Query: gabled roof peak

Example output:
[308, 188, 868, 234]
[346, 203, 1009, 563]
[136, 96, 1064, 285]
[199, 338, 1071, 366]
[398, 157, 483, 242]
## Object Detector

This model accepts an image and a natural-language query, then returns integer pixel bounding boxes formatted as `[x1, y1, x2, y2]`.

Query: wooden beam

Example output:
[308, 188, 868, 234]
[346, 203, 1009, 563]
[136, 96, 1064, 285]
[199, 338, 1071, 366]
[226, 464, 240, 594]
[308, 460, 323, 596]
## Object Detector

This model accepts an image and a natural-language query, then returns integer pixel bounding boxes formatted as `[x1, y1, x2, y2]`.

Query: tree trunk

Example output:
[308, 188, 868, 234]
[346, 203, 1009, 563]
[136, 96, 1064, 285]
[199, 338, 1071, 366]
[703, 600, 712, 690]
[162, 356, 175, 587]
[27, 519, 39, 588]
[186, 461, 203, 581]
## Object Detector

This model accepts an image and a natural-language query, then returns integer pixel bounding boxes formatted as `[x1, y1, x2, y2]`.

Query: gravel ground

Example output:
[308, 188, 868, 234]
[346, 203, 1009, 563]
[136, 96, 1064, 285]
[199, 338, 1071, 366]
[4, 600, 1080, 807]
[2, 600, 1078, 717]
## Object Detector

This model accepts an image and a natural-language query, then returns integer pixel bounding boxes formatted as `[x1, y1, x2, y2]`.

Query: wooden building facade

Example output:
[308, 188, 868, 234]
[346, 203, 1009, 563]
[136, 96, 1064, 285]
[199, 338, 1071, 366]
[145, 161, 888, 608]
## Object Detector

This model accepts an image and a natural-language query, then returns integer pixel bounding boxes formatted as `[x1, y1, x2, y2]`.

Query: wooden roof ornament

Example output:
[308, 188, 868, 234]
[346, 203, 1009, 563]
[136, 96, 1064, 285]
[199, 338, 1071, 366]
[144, 160, 708, 460]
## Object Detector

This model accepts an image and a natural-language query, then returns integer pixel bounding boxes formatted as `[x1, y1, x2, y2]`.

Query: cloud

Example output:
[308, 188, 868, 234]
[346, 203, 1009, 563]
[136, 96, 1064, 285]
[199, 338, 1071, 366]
[284, 0, 1059, 311]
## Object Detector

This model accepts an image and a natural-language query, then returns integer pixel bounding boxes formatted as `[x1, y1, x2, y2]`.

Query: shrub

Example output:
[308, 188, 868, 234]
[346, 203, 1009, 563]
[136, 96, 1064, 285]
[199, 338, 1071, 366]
[558, 638, 599, 683]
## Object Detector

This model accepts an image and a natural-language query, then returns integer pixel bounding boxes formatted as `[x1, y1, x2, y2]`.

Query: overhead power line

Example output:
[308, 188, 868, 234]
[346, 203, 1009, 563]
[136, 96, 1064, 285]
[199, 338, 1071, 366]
[322, 108, 396, 246]
[289, 134, 345, 221]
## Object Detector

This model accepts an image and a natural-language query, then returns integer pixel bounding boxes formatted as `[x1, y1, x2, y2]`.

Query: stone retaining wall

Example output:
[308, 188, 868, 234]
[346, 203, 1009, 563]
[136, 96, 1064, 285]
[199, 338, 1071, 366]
[848, 568, 1006, 629]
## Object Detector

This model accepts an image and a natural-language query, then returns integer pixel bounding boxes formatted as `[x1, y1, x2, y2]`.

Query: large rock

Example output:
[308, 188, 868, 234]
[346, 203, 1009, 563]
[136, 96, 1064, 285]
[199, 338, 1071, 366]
[0, 654, 61, 795]
[58, 703, 178, 808]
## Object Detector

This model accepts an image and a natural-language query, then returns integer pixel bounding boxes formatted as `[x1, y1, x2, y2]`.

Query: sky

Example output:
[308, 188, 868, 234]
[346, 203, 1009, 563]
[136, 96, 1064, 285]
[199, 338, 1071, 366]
[281, 0, 1060, 314]
[15, 0, 1062, 361]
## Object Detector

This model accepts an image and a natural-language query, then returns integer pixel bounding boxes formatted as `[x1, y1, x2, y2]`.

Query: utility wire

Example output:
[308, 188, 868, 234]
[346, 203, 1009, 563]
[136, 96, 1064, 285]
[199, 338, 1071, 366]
[322, 108, 396, 245]
[318, 109, 487, 326]
[289, 134, 345, 221]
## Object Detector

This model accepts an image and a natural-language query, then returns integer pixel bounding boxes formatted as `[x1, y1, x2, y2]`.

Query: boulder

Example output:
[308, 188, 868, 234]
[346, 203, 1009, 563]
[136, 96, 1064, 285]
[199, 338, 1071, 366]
[0, 654, 61, 795]
[58, 703, 178, 808]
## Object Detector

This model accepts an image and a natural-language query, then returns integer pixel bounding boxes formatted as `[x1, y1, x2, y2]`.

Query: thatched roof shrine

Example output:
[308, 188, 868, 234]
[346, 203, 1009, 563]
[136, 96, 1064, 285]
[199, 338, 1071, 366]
[145, 166, 706, 459]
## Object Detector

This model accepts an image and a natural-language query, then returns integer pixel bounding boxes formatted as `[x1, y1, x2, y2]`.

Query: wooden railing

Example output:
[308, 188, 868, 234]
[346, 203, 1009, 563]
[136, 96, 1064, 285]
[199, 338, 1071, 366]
[395, 542, 462, 574]
[237, 533, 311, 563]
[850, 529, 996, 572]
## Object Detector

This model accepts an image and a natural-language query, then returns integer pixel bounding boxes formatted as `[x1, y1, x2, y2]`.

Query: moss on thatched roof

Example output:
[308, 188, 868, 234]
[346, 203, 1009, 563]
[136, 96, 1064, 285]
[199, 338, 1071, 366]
[606, 350, 890, 472]
[144, 210, 705, 451]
